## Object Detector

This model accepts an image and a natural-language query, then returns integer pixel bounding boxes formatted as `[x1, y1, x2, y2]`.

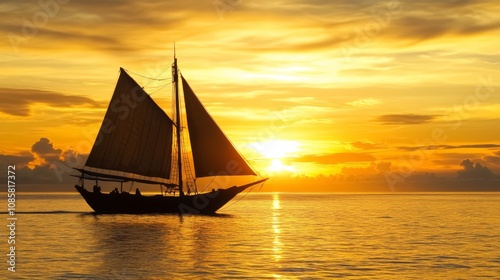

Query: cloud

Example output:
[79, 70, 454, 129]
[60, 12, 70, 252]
[0, 138, 87, 184]
[484, 151, 500, 168]
[376, 114, 440, 125]
[376, 161, 391, 174]
[388, 14, 500, 43]
[457, 159, 495, 179]
[346, 98, 381, 108]
[297, 152, 376, 164]
[0, 1, 198, 52]
[2, 0, 497, 59]
[341, 164, 376, 176]
[0, 88, 99, 117]
[0, 153, 34, 167]
[241, 1, 500, 53]
[398, 144, 500, 152]
[31, 137, 63, 164]
[350, 140, 386, 150]
[340, 161, 391, 176]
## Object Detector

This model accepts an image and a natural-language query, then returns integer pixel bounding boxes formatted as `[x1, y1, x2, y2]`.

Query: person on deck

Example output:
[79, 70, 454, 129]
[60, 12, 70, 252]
[135, 188, 141, 196]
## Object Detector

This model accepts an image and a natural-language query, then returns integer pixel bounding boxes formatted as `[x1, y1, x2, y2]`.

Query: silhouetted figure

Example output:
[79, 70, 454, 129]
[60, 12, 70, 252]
[135, 188, 141, 196]
[93, 185, 101, 194]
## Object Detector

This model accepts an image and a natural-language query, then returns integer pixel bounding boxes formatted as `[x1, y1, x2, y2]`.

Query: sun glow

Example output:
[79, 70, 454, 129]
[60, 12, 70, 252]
[249, 140, 300, 173]
[250, 140, 300, 158]
[269, 159, 296, 173]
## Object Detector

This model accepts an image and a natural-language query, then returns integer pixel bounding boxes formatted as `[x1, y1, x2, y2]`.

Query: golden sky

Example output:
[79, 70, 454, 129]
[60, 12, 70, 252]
[1, 0, 499, 191]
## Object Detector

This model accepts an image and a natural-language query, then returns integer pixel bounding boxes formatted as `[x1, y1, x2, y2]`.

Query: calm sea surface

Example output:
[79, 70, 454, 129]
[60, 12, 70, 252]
[2, 192, 500, 279]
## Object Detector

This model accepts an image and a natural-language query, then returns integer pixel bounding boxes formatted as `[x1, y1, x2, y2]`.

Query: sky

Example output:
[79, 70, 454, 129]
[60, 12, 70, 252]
[1, 0, 499, 191]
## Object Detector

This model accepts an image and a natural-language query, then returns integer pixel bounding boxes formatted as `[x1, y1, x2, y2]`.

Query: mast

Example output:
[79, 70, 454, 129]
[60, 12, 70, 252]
[173, 46, 184, 196]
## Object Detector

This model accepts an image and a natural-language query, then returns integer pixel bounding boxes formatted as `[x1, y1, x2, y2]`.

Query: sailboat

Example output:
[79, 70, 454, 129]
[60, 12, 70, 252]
[73, 52, 267, 214]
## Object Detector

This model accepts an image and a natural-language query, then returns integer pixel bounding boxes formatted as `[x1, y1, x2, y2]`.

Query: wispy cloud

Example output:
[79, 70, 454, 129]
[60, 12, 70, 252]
[350, 140, 386, 150]
[398, 144, 500, 151]
[297, 152, 376, 164]
[0, 152, 34, 167]
[484, 151, 500, 167]
[376, 114, 440, 125]
[346, 98, 382, 108]
[0, 88, 100, 117]
[387, 15, 500, 43]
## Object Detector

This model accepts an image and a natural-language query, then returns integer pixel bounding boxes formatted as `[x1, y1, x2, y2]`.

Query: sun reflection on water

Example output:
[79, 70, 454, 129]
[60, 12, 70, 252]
[272, 193, 283, 279]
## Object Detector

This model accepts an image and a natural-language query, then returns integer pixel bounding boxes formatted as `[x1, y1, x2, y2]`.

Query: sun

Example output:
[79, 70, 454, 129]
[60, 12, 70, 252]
[249, 140, 299, 173]
[249, 140, 300, 158]
[269, 159, 296, 173]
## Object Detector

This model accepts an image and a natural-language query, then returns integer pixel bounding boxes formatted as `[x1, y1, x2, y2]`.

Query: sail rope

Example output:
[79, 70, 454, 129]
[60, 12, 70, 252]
[142, 63, 172, 89]
[181, 132, 197, 195]
[124, 68, 172, 81]
[148, 83, 170, 95]
[200, 176, 217, 193]
[219, 179, 267, 211]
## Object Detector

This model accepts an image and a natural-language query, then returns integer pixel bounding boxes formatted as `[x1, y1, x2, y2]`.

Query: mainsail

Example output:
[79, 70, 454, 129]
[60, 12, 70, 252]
[85, 68, 174, 180]
[182, 76, 256, 177]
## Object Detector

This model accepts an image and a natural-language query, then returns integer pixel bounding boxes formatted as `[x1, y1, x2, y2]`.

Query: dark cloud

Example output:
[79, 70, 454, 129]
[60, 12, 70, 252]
[376, 161, 391, 174]
[0, 88, 99, 116]
[376, 114, 440, 125]
[398, 144, 500, 152]
[351, 140, 386, 150]
[457, 159, 495, 179]
[0, 153, 34, 167]
[31, 137, 62, 163]
[340, 161, 391, 176]
[297, 152, 376, 164]
[0, 138, 87, 184]
[341, 164, 376, 175]
[388, 15, 500, 43]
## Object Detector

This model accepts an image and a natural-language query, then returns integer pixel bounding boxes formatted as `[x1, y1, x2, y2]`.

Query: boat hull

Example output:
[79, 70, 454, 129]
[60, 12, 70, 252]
[74, 181, 264, 214]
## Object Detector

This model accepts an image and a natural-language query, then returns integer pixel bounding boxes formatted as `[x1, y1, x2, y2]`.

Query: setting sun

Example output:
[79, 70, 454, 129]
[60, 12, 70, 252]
[249, 140, 300, 159]
[249, 140, 300, 173]
[268, 159, 296, 173]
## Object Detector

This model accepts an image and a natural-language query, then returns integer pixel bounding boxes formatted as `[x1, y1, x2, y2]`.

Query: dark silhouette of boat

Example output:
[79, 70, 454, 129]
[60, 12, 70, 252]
[73, 50, 267, 214]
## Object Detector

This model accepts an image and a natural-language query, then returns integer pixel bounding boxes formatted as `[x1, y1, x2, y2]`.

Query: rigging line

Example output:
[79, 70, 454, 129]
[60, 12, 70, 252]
[123, 62, 173, 81]
[200, 176, 217, 193]
[143, 63, 173, 88]
[219, 181, 265, 211]
[257, 180, 266, 192]
[144, 83, 171, 89]
[148, 83, 170, 95]
[124, 69, 172, 81]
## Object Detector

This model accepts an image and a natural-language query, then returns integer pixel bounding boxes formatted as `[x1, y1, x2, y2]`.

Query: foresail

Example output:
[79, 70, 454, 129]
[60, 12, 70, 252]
[181, 76, 256, 177]
[85, 68, 174, 180]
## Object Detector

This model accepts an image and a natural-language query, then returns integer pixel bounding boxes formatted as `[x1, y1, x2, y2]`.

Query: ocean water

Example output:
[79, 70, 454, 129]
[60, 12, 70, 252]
[2, 192, 500, 279]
